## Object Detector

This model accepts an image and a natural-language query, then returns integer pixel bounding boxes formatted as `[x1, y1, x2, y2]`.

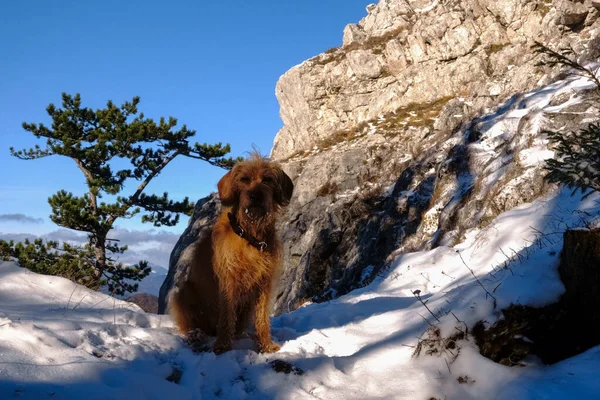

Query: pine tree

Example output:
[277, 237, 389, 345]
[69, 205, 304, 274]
[544, 123, 600, 197]
[10, 93, 241, 295]
[532, 42, 600, 198]
[0, 239, 99, 290]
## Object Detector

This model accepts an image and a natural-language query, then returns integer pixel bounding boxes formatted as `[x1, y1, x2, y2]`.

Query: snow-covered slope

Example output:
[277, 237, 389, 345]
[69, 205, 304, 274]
[3, 72, 600, 400]
[1, 185, 599, 400]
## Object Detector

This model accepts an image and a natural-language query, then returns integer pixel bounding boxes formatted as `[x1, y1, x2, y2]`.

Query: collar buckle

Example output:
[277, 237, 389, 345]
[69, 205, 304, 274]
[228, 212, 269, 253]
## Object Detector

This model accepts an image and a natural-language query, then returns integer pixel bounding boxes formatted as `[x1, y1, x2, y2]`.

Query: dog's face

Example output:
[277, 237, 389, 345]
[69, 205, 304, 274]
[217, 157, 293, 227]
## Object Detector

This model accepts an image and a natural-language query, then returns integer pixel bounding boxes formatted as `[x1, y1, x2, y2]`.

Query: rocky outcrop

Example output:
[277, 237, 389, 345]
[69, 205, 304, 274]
[126, 293, 159, 314]
[271, 83, 600, 314]
[271, 0, 600, 160]
[559, 228, 600, 315]
[266, 0, 600, 315]
[159, 0, 600, 317]
[158, 196, 220, 314]
[473, 228, 600, 365]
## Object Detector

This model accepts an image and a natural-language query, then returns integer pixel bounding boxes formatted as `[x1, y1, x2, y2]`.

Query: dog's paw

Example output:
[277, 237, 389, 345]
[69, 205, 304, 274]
[258, 341, 281, 354]
[185, 329, 212, 353]
[186, 328, 207, 342]
[213, 341, 233, 355]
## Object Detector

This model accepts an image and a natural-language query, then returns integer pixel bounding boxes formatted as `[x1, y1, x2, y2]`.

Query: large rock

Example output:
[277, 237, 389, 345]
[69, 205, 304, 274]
[559, 229, 600, 314]
[158, 195, 220, 314]
[473, 228, 600, 366]
[126, 293, 159, 314]
[159, 0, 600, 317]
[271, 0, 600, 160]
[554, 0, 595, 26]
[342, 24, 367, 46]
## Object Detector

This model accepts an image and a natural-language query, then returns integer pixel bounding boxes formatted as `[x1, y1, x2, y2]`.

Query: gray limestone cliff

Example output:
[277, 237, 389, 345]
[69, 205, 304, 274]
[159, 0, 600, 316]
[271, 0, 600, 160]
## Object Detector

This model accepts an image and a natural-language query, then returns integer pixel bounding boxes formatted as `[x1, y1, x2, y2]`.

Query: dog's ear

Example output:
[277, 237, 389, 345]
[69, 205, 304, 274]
[273, 167, 294, 207]
[217, 170, 235, 206]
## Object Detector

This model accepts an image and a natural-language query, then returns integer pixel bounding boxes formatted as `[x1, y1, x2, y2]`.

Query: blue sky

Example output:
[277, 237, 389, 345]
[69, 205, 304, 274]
[0, 0, 371, 242]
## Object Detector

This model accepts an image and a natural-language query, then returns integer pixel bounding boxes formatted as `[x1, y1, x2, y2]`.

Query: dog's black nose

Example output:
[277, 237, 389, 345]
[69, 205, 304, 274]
[249, 191, 262, 202]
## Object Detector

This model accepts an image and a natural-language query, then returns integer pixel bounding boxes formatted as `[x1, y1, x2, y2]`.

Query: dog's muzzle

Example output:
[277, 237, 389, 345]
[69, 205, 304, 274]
[244, 205, 266, 221]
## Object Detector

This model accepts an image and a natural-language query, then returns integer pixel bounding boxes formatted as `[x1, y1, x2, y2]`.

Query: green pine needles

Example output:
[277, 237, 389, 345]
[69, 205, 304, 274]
[533, 42, 600, 199]
[544, 123, 600, 197]
[5, 93, 241, 295]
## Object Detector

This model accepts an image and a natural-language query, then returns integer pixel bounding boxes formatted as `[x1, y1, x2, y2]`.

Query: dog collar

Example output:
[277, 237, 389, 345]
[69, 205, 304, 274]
[227, 212, 269, 253]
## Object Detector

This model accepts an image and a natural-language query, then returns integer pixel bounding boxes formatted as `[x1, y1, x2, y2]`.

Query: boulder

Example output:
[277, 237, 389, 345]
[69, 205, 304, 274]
[157, 195, 220, 314]
[342, 24, 367, 46]
[559, 228, 600, 315]
[271, 0, 600, 160]
[126, 293, 159, 314]
[159, 0, 600, 317]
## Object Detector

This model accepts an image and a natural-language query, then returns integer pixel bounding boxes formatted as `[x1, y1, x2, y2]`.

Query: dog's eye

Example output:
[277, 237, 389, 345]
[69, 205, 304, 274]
[240, 176, 251, 184]
[262, 176, 274, 185]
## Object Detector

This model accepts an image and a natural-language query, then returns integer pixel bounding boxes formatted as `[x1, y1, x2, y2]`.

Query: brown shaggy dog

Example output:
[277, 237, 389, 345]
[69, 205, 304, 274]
[169, 153, 293, 354]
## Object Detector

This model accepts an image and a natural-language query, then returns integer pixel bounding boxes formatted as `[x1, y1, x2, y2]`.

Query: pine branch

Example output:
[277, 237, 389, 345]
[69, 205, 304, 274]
[532, 41, 600, 88]
[126, 151, 179, 206]
[185, 142, 244, 169]
[136, 192, 194, 227]
[9, 145, 54, 160]
[544, 123, 600, 197]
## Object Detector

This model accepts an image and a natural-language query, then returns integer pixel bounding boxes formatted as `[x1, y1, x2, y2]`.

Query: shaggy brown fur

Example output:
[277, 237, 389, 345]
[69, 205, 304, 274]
[169, 153, 293, 354]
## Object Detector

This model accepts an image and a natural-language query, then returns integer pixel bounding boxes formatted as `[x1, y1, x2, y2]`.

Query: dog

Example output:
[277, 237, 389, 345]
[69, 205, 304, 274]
[169, 152, 293, 354]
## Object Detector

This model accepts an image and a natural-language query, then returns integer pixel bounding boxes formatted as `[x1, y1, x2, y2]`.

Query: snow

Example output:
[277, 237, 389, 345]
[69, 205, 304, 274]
[2, 67, 600, 400]
[0, 186, 598, 399]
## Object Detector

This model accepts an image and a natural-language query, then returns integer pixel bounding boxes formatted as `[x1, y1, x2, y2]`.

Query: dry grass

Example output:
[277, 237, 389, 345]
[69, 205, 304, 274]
[485, 43, 510, 56]
[428, 178, 448, 209]
[317, 180, 339, 197]
[308, 26, 408, 67]
[360, 184, 384, 199]
[281, 96, 454, 165]
[279, 149, 309, 163]
[291, 297, 311, 311]
[413, 325, 467, 363]
[362, 26, 408, 49]
[536, 1, 553, 18]
[378, 96, 454, 137]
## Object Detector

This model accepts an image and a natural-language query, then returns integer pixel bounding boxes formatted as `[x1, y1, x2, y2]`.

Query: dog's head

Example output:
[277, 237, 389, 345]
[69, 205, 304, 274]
[217, 153, 293, 228]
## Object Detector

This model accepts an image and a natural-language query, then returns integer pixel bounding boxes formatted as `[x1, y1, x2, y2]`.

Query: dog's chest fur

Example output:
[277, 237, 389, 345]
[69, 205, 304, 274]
[212, 219, 280, 293]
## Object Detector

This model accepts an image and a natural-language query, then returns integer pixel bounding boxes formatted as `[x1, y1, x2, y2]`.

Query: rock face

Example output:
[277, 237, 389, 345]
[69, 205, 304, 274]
[271, 0, 600, 160]
[158, 196, 220, 314]
[158, 0, 600, 316]
[559, 229, 600, 316]
[126, 293, 159, 314]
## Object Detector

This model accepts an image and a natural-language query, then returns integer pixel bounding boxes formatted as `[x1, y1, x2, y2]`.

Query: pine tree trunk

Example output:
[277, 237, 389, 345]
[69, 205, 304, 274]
[94, 235, 107, 279]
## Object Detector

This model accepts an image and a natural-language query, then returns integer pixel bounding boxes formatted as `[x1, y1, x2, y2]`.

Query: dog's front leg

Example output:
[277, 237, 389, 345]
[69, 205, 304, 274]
[254, 285, 280, 353]
[214, 292, 236, 354]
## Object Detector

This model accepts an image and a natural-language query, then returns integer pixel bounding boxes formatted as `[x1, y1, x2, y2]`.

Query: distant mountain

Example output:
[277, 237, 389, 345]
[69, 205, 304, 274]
[134, 264, 168, 297]
[107, 264, 168, 298]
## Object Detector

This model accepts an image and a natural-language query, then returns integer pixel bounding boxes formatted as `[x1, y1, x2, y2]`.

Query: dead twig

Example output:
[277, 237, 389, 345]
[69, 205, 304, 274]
[413, 290, 441, 322]
[457, 251, 497, 309]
